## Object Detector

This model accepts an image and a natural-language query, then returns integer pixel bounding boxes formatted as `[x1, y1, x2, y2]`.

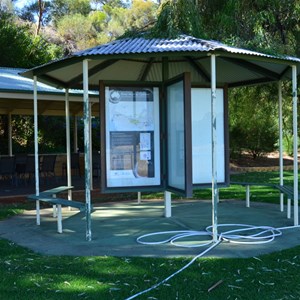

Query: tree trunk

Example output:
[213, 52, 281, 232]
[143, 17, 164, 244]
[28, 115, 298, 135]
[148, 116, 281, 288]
[36, 0, 43, 36]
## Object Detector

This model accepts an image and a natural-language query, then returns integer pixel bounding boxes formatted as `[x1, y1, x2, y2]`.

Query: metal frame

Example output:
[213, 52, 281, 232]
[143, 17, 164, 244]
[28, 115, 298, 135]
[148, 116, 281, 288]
[99, 81, 163, 194]
[165, 72, 193, 197]
[190, 84, 230, 188]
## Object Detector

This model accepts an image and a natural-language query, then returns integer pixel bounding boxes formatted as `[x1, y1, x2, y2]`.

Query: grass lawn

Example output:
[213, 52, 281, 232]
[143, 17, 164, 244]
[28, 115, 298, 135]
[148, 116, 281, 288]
[0, 171, 300, 299]
[142, 171, 295, 205]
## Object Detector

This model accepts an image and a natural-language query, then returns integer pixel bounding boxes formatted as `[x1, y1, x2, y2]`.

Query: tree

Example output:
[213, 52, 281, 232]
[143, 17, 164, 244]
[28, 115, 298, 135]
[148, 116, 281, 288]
[150, 0, 202, 38]
[229, 85, 279, 158]
[17, 0, 52, 35]
[56, 13, 97, 52]
[91, 0, 124, 8]
[50, 0, 91, 25]
[0, 10, 62, 68]
[0, 0, 14, 12]
[124, 0, 157, 31]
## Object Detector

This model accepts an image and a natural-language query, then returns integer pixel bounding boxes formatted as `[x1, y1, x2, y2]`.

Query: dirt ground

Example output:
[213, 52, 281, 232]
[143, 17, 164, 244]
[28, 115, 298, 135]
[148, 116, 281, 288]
[230, 151, 295, 168]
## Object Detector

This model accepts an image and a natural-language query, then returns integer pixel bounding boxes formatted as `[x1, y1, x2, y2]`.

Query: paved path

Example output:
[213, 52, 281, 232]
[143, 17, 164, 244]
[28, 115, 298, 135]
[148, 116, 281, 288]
[0, 199, 299, 258]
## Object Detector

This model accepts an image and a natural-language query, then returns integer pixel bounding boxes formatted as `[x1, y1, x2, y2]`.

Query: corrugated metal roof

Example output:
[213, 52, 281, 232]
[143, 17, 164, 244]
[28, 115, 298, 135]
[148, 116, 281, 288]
[75, 35, 300, 62]
[20, 35, 300, 89]
[0, 67, 96, 95]
[0, 67, 65, 93]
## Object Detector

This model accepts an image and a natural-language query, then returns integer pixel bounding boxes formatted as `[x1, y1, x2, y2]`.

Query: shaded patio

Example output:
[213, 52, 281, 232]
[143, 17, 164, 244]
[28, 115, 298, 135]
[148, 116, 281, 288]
[0, 198, 299, 258]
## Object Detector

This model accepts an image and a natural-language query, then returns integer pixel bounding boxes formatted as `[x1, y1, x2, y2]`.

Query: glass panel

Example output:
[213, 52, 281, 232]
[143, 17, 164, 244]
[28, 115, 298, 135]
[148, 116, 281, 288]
[105, 87, 160, 188]
[167, 80, 186, 191]
[191, 88, 225, 184]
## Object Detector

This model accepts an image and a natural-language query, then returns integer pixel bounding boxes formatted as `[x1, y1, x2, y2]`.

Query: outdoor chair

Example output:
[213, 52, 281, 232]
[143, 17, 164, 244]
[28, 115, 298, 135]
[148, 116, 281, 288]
[92, 151, 101, 178]
[40, 155, 57, 183]
[23, 155, 36, 185]
[0, 156, 16, 186]
[15, 153, 27, 181]
[62, 152, 82, 178]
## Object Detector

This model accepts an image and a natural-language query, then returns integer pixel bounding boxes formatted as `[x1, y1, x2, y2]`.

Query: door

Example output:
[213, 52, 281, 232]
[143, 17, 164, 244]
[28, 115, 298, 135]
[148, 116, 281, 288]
[165, 72, 193, 197]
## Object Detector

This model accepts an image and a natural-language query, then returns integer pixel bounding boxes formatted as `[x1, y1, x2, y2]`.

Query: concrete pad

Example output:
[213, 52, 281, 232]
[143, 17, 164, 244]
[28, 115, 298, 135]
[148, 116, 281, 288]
[0, 199, 299, 258]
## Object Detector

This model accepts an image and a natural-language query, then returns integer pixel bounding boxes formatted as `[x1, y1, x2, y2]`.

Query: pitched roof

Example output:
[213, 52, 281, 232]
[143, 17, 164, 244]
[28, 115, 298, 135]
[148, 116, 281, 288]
[74, 35, 294, 61]
[21, 35, 300, 89]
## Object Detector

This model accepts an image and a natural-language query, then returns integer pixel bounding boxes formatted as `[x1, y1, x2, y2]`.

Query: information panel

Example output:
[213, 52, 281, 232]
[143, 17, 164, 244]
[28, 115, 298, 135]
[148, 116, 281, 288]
[191, 88, 225, 184]
[105, 87, 160, 188]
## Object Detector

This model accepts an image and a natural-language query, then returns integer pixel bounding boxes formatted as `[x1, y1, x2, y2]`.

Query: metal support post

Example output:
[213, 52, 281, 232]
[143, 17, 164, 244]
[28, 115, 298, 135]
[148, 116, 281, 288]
[278, 81, 284, 212]
[292, 65, 298, 226]
[33, 76, 40, 225]
[83, 59, 92, 241]
[211, 54, 218, 243]
[164, 191, 172, 218]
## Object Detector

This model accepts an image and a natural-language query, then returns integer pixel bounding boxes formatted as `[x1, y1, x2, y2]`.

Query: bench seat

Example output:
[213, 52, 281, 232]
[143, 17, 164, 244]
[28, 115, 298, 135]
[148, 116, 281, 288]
[232, 182, 297, 219]
[27, 194, 86, 211]
[27, 186, 89, 234]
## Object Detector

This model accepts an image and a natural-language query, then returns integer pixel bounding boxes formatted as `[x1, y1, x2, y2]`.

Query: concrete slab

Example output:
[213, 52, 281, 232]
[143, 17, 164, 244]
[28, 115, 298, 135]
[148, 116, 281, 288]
[0, 199, 299, 258]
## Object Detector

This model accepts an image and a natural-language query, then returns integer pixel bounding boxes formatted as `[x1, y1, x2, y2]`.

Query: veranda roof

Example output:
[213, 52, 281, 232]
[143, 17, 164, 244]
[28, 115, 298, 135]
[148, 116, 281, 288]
[0, 67, 99, 116]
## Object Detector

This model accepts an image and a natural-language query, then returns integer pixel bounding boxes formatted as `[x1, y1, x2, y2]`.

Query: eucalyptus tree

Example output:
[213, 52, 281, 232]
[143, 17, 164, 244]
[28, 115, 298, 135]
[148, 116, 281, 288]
[147, 0, 300, 156]
[0, 10, 62, 68]
[17, 0, 52, 35]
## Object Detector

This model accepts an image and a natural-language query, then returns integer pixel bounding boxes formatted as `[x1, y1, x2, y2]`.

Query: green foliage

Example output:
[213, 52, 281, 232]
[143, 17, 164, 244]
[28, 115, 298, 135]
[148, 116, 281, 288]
[50, 0, 91, 24]
[11, 116, 34, 153]
[149, 0, 202, 38]
[124, 0, 157, 31]
[0, 10, 62, 68]
[57, 13, 97, 52]
[229, 85, 278, 158]
[197, 0, 300, 56]
[3, 115, 68, 154]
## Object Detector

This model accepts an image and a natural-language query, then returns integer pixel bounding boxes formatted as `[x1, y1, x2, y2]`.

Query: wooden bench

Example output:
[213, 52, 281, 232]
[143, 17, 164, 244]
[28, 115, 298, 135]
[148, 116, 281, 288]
[27, 186, 88, 233]
[231, 182, 297, 219]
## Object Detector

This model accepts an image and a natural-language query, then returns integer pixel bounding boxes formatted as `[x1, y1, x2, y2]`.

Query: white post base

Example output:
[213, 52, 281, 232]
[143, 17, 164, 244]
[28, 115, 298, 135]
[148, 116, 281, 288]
[246, 185, 250, 207]
[280, 193, 284, 212]
[36, 200, 40, 225]
[164, 191, 172, 218]
[57, 204, 62, 233]
[287, 198, 291, 219]
[137, 192, 141, 204]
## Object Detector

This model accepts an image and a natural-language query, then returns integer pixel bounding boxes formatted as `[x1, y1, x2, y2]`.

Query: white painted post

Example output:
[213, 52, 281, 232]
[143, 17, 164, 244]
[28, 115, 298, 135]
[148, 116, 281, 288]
[137, 192, 142, 204]
[65, 89, 72, 202]
[8, 113, 12, 156]
[52, 193, 57, 218]
[246, 185, 250, 207]
[73, 116, 78, 153]
[211, 54, 218, 243]
[57, 205, 62, 233]
[33, 76, 40, 225]
[83, 59, 92, 241]
[292, 65, 298, 226]
[164, 191, 172, 217]
[89, 103, 93, 191]
[278, 81, 284, 212]
[287, 198, 291, 219]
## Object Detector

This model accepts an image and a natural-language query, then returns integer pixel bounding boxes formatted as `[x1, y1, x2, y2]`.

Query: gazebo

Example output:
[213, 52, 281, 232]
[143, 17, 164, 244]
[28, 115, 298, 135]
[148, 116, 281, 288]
[21, 35, 300, 241]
